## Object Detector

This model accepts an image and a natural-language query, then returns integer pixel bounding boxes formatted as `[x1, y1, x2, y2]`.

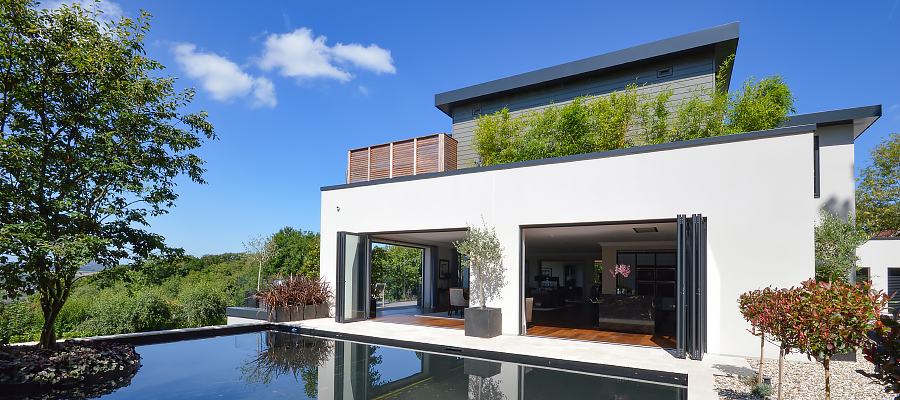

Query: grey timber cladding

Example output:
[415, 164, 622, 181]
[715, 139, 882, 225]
[452, 54, 716, 168]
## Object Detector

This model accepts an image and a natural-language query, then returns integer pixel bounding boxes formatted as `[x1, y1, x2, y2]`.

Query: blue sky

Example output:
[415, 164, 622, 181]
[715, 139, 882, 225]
[45, 1, 900, 256]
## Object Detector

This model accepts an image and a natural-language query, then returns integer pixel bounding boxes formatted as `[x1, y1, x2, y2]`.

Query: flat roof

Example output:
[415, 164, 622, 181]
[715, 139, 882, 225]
[434, 22, 740, 117]
[779, 105, 882, 139]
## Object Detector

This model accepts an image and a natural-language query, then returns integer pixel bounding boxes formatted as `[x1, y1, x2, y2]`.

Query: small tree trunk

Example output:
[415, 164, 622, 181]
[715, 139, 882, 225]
[824, 355, 831, 400]
[39, 298, 62, 349]
[758, 335, 765, 384]
[257, 260, 262, 291]
[478, 260, 485, 309]
[778, 347, 784, 400]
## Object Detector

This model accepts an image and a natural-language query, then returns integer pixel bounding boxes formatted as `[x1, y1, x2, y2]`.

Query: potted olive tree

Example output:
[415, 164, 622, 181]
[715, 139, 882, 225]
[454, 219, 506, 338]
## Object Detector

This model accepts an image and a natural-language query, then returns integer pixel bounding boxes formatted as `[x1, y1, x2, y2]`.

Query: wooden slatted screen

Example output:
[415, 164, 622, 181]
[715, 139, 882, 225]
[348, 148, 369, 183]
[392, 139, 415, 178]
[369, 144, 390, 181]
[416, 135, 439, 175]
[346, 133, 457, 183]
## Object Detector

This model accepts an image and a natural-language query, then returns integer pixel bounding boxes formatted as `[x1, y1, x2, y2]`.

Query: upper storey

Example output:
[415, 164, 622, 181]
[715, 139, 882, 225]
[434, 22, 740, 168]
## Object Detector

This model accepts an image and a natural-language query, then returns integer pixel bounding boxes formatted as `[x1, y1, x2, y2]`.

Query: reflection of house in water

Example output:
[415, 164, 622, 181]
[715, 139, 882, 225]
[247, 332, 685, 399]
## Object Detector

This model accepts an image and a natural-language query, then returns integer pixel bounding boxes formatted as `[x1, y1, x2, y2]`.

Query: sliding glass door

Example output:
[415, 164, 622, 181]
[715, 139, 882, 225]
[336, 232, 370, 323]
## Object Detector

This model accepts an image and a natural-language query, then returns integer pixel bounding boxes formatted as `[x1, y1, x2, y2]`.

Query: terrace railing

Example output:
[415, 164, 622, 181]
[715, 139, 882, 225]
[347, 133, 457, 183]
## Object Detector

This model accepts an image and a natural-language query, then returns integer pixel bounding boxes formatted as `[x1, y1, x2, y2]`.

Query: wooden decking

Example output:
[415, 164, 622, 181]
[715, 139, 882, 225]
[374, 314, 464, 329]
[371, 313, 675, 348]
[526, 325, 676, 348]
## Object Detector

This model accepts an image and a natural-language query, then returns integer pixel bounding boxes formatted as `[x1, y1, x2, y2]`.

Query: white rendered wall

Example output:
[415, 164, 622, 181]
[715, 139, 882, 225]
[321, 130, 817, 358]
[816, 125, 856, 219]
[859, 238, 900, 295]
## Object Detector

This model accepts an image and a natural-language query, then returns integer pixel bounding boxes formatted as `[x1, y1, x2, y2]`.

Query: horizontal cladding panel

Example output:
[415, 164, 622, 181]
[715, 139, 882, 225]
[450, 58, 714, 122]
[449, 55, 715, 167]
[453, 73, 714, 122]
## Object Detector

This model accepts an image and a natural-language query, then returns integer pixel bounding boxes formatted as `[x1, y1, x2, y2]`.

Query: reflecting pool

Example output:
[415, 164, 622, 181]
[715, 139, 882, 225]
[97, 331, 686, 399]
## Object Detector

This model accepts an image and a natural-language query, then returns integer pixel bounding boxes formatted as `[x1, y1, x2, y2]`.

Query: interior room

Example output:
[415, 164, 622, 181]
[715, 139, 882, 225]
[522, 221, 679, 348]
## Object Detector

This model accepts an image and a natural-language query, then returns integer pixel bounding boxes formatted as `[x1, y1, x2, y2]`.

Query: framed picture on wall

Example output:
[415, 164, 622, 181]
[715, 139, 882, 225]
[439, 260, 450, 279]
[541, 268, 552, 277]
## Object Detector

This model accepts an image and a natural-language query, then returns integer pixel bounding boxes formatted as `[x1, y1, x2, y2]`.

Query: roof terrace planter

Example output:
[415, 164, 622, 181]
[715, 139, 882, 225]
[347, 133, 457, 183]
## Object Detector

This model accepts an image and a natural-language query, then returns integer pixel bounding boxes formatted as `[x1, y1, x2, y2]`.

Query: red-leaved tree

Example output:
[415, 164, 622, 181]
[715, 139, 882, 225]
[739, 286, 802, 399]
[791, 280, 887, 400]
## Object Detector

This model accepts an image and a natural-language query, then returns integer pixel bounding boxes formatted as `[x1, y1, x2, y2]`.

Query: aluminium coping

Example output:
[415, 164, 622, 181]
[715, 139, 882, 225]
[433, 22, 740, 117]
[778, 104, 881, 139]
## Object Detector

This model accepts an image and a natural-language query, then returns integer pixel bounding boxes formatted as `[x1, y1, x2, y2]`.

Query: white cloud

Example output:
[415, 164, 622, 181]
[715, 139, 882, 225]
[171, 43, 276, 108]
[41, 0, 123, 26]
[888, 104, 899, 112]
[251, 79, 277, 108]
[257, 28, 395, 82]
[358, 85, 370, 96]
[332, 43, 396, 74]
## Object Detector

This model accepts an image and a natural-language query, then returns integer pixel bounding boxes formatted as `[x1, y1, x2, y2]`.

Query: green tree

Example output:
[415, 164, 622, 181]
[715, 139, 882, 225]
[857, 132, 900, 235]
[244, 234, 277, 291]
[371, 244, 423, 301]
[814, 210, 870, 283]
[0, 1, 215, 349]
[453, 219, 505, 308]
[267, 227, 321, 278]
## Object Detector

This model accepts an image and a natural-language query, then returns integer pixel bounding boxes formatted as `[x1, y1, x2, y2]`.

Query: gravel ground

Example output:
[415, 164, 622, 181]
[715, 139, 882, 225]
[715, 354, 896, 399]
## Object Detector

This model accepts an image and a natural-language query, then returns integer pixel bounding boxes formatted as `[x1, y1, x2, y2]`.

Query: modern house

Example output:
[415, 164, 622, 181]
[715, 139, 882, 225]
[319, 22, 883, 360]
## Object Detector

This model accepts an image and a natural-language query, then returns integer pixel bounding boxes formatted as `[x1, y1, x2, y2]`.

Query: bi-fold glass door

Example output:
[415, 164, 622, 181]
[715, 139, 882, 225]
[336, 232, 370, 323]
[676, 214, 707, 360]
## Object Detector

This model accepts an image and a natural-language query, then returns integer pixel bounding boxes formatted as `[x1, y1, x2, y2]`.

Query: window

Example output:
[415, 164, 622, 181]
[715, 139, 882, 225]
[889, 268, 900, 311]
[814, 135, 820, 198]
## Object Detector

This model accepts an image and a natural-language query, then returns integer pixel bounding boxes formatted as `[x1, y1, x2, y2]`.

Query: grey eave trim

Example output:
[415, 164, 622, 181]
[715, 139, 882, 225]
[321, 123, 815, 192]
[779, 105, 881, 139]
[433, 22, 739, 117]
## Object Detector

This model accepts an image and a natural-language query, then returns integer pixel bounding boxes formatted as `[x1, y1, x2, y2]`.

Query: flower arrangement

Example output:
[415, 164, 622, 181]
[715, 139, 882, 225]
[608, 264, 632, 294]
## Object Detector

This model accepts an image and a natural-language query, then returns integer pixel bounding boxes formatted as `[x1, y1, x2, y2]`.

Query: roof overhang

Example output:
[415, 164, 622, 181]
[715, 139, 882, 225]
[778, 105, 882, 140]
[434, 22, 740, 117]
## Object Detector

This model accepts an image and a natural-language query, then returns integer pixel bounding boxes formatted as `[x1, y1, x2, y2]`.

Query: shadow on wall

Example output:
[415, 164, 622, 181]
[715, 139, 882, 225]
[821, 197, 852, 220]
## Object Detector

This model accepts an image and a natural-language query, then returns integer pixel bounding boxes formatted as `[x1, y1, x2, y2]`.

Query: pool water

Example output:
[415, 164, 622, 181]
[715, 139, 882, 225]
[97, 331, 686, 399]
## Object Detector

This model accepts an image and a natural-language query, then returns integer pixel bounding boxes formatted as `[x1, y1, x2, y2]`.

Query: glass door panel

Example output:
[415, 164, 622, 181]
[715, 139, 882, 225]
[337, 232, 369, 323]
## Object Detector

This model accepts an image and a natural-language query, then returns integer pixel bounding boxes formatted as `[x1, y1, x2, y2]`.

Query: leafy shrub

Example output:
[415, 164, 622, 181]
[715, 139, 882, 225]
[78, 287, 173, 335]
[814, 210, 870, 283]
[864, 315, 900, 395]
[55, 294, 94, 335]
[750, 382, 773, 397]
[0, 301, 42, 344]
[0, 341, 140, 389]
[175, 280, 227, 327]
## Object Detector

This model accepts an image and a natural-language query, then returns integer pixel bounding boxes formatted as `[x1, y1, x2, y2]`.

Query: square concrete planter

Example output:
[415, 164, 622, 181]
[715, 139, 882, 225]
[465, 307, 501, 338]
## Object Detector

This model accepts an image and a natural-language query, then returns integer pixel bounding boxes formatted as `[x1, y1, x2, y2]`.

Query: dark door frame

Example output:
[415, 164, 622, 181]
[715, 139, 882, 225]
[336, 232, 371, 323]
